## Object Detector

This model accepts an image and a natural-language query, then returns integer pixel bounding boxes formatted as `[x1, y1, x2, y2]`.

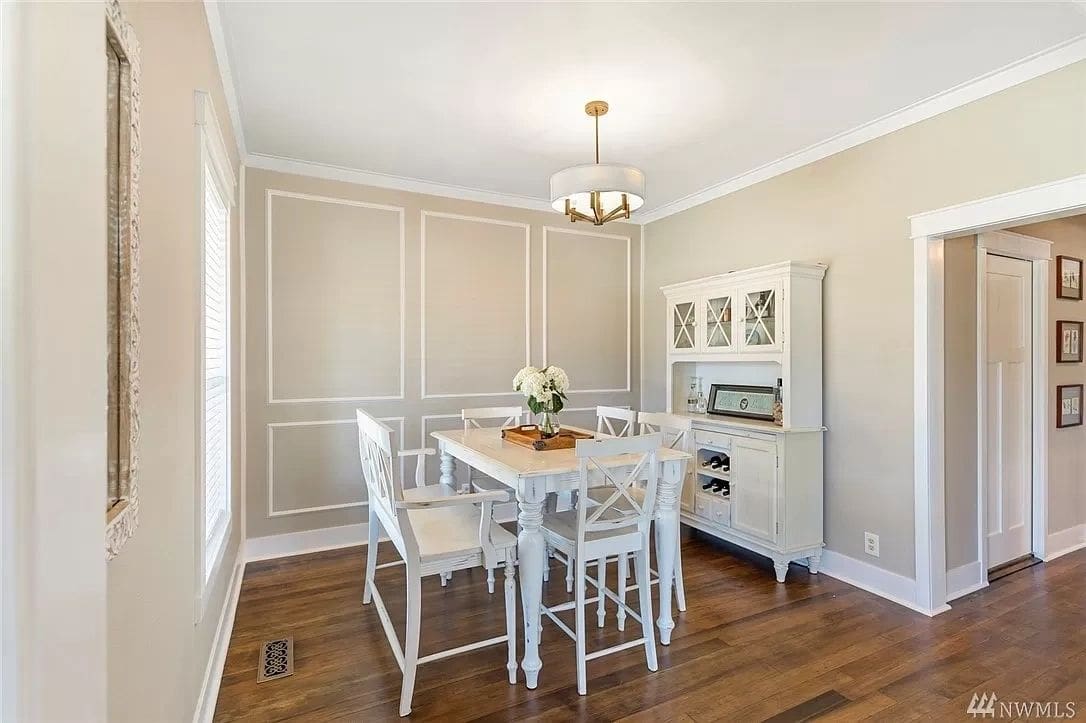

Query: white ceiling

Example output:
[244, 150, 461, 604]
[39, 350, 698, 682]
[219, 2, 1086, 217]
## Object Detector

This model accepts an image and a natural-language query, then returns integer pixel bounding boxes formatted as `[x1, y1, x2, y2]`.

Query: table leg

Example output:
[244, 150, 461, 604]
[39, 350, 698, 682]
[654, 462, 680, 645]
[517, 481, 546, 688]
[439, 448, 455, 488]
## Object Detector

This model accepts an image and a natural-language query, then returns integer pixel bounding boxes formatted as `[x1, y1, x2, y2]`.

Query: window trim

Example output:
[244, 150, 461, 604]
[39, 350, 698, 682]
[195, 91, 236, 621]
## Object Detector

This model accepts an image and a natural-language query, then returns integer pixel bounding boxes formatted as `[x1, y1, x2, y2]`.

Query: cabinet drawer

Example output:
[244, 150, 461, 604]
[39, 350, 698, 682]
[712, 497, 731, 527]
[694, 429, 735, 451]
[694, 494, 712, 520]
[694, 492, 731, 528]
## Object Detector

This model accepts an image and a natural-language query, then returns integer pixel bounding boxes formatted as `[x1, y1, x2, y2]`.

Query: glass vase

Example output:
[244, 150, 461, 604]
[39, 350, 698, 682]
[539, 409, 561, 438]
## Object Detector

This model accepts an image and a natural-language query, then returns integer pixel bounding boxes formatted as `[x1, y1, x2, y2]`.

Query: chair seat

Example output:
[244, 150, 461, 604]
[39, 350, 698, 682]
[408, 505, 517, 564]
[469, 475, 507, 493]
[541, 508, 641, 547]
[403, 483, 459, 502]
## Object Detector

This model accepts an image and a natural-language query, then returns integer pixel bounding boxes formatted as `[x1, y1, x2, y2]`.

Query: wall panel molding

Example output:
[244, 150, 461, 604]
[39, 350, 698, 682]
[265, 188, 405, 404]
[420, 210, 530, 398]
[266, 417, 404, 517]
[542, 225, 631, 393]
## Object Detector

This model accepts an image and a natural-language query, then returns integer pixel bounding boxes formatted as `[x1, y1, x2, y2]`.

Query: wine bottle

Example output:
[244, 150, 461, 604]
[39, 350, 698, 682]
[720, 454, 730, 472]
[709, 455, 722, 470]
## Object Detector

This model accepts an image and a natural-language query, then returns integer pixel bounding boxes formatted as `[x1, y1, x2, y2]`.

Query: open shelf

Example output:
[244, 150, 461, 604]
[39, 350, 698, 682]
[696, 466, 731, 482]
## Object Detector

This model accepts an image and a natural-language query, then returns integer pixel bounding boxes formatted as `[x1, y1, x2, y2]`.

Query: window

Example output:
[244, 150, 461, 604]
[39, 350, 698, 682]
[202, 161, 230, 581]
[196, 91, 235, 610]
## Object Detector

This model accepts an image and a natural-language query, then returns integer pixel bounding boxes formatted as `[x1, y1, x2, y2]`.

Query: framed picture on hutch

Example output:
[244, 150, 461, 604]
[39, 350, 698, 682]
[1056, 255, 1083, 300]
[1057, 384, 1083, 429]
[1056, 320, 1083, 363]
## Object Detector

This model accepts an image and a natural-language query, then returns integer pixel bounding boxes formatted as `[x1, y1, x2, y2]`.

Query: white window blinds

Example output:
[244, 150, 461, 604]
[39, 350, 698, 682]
[202, 160, 230, 579]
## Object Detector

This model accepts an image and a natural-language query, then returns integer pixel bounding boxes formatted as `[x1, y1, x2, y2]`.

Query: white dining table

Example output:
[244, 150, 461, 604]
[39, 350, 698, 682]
[429, 426, 690, 689]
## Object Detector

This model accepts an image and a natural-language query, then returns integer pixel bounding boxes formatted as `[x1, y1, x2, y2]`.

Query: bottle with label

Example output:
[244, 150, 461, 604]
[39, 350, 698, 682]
[773, 377, 784, 426]
[687, 378, 699, 413]
[695, 378, 708, 414]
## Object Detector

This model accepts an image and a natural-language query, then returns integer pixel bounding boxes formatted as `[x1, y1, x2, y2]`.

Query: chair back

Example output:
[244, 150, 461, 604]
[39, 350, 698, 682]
[637, 411, 693, 455]
[596, 405, 637, 437]
[357, 409, 416, 557]
[574, 433, 661, 546]
[462, 406, 525, 432]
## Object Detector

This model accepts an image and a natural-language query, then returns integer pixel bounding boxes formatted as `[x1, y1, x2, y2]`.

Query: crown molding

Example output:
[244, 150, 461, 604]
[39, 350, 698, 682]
[203, 0, 247, 158]
[247, 153, 554, 213]
[637, 33, 1086, 225]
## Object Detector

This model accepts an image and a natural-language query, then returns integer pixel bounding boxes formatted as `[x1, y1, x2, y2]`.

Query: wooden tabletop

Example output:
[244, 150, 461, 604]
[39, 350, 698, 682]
[430, 426, 690, 478]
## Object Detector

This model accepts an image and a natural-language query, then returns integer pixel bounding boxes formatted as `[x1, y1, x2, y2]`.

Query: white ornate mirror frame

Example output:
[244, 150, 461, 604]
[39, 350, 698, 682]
[105, 0, 142, 559]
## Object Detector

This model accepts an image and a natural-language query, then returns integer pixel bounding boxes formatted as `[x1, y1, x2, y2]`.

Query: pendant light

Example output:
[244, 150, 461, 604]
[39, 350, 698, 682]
[550, 100, 645, 226]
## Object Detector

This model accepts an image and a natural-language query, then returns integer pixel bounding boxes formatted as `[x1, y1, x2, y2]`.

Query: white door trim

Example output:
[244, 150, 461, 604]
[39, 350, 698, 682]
[910, 174, 1085, 613]
[976, 232, 1050, 579]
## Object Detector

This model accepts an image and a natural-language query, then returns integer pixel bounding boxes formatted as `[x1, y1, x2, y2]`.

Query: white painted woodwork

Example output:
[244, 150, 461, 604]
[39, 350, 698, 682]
[663, 261, 825, 582]
[661, 261, 826, 429]
[356, 410, 518, 716]
[730, 437, 777, 543]
[596, 406, 637, 438]
[984, 255, 1033, 568]
[429, 426, 689, 688]
[462, 406, 527, 593]
[539, 435, 661, 695]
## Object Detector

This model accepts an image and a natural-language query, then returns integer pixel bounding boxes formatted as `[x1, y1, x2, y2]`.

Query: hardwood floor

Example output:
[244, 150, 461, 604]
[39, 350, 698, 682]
[214, 530, 1086, 722]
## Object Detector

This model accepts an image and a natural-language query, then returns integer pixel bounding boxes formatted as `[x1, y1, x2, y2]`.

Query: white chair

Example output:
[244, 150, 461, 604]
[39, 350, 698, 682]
[596, 405, 637, 438]
[586, 411, 692, 630]
[559, 405, 639, 619]
[356, 409, 518, 717]
[539, 433, 661, 695]
[461, 406, 525, 593]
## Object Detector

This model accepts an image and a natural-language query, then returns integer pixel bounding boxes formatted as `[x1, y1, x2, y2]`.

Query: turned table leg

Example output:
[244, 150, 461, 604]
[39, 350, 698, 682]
[654, 461, 680, 645]
[517, 481, 546, 689]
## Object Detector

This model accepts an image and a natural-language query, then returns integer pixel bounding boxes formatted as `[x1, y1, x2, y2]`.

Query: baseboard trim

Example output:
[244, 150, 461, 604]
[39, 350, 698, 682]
[1044, 523, 1086, 562]
[817, 549, 947, 616]
[246, 523, 370, 562]
[946, 559, 988, 602]
[193, 545, 245, 723]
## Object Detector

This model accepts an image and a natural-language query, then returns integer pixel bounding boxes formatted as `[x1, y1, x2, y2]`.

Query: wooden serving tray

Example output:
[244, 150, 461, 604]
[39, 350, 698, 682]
[501, 425, 593, 451]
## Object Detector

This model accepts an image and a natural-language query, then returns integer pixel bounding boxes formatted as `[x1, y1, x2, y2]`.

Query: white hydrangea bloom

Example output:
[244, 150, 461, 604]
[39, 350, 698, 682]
[513, 365, 539, 392]
[544, 366, 569, 393]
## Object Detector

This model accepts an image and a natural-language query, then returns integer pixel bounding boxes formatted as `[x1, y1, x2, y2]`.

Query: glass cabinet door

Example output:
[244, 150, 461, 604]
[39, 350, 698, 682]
[671, 301, 696, 350]
[704, 294, 733, 350]
[742, 286, 778, 348]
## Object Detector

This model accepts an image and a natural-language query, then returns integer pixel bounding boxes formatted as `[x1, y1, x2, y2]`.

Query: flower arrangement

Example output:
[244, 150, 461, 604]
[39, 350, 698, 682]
[513, 365, 569, 437]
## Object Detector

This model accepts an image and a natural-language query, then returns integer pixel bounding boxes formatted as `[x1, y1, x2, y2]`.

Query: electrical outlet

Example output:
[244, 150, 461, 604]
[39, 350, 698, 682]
[864, 532, 880, 558]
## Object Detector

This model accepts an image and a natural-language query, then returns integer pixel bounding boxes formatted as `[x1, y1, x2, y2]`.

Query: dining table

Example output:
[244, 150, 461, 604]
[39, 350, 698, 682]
[429, 425, 690, 689]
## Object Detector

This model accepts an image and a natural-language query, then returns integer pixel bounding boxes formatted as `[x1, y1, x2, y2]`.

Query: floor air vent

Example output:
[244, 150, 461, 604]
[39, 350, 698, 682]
[257, 637, 294, 683]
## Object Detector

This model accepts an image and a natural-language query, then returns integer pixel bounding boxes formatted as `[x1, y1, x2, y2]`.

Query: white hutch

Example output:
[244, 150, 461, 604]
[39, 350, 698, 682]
[662, 261, 826, 582]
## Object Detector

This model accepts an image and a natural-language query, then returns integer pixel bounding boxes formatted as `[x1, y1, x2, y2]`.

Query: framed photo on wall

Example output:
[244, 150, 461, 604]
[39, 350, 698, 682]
[1057, 384, 1083, 428]
[1056, 255, 1083, 300]
[1056, 320, 1083, 363]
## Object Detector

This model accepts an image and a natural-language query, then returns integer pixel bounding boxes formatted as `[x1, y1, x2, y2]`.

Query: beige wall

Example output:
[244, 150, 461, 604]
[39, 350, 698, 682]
[3, 3, 109, 719]
[643, 60, 1086, 578]
[244, 168, 641, 539]
[1012, 217, 1086, 537]
[106, 2, 243, 722]
[943, 236, 979, 570]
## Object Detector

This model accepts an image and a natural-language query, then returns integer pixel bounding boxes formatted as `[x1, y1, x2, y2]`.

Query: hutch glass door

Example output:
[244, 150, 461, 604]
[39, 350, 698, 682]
[741, 286, 779, 349]
[704, 294, 733, 350]
[672, 300, 696, 351]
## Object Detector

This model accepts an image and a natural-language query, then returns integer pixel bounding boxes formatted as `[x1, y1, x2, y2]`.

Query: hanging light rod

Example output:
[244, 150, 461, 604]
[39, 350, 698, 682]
[549, 100, 645, 226]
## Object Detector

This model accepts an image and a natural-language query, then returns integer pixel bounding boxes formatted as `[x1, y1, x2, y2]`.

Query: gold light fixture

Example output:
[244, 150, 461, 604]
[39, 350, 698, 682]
[550, 100, 645, 226]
